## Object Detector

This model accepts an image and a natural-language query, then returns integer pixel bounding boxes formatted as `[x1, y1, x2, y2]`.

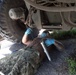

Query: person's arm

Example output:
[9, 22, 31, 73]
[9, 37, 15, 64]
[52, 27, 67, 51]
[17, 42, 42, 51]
[22, 28, 32, 45]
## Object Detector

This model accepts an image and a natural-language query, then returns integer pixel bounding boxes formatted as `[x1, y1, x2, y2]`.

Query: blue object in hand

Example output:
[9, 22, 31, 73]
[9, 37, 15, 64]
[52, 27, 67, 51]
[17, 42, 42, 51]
[25, 28, 32, 35]
[40, 32, 47, 38]
[45, 39, 55, 47]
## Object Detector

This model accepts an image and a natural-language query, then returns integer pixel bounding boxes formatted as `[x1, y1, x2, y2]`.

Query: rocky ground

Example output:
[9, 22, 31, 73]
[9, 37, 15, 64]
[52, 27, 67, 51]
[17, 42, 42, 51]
[0, 38, 76, 75]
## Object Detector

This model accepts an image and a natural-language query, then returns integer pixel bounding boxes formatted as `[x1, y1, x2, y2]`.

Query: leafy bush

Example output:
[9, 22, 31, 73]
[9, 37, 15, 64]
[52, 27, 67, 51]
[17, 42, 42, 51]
[50, 29, 76, 39]
[67, 58, 76, 75]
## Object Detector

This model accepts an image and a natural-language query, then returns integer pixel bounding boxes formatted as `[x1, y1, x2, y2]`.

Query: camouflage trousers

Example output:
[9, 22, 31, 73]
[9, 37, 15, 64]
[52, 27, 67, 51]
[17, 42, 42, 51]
[0, 47, 41, 75]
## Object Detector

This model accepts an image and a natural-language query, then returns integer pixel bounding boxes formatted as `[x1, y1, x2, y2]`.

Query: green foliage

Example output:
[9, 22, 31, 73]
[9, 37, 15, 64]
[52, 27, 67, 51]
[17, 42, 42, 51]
[50, 29, 76, 39]
[67, 58, 76, 75]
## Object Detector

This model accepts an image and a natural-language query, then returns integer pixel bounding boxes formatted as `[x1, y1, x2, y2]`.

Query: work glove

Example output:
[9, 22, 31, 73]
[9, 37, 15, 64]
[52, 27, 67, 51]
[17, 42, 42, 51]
[45, 39, 55, 47]
[25, 28, 32, 35]
[40, 32, 47, 38]
[44, 39, 64, 51]
[38, 29, 47, 38]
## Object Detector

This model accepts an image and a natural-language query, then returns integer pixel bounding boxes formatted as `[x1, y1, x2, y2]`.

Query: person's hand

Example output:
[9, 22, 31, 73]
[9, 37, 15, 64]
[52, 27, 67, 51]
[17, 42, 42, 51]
[25, 28, 32, 35]
[45, 39, 55, 47]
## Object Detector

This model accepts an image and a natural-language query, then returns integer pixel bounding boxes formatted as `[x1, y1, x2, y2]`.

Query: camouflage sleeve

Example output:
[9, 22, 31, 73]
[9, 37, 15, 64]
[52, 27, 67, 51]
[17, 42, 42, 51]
[8, 47, 41, 75]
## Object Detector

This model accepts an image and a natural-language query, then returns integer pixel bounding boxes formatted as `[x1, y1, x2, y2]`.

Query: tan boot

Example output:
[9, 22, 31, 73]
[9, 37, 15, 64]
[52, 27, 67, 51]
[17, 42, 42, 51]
[54, 40, 65, 51]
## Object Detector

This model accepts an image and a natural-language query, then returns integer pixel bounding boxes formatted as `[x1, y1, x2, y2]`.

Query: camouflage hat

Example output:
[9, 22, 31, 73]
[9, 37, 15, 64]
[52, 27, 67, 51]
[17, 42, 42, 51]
[9, 7, 25, 20]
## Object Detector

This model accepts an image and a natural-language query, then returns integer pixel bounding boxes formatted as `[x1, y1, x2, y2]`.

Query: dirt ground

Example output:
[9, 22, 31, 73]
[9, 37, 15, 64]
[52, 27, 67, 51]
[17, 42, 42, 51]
[35, 39, 76, 75]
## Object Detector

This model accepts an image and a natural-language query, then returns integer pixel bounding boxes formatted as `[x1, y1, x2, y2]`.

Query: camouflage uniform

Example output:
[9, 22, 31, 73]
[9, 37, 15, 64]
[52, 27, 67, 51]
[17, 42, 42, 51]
[0, 46, 42, 75]
[9, 47, 41, 75]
